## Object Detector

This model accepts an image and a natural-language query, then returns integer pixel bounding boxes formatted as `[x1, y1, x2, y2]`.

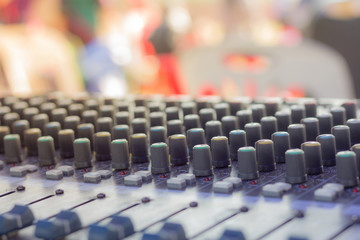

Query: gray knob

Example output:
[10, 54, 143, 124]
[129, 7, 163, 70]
[51, 108, 67, 128]
[317, 112, 333, 134]
[4, 134, 23, 163]
[256, 139, 276, 172]
[199, 108, 216, 128]
[346, 119, 360, 146]
[184, 114, 201, 132]
[37, 136, 56, 166]
[64, 116, 80, 137]
[251, 104, 265, 123]
[236, 110, 253, 130]
[112, 125, 130, 142]
[150, 142, 170, 174]
[211, 136, 230, 168]
[301, 141, 323, 175]
[288, 124, 306, 149]
[167, 119, 184, 137]
[130, 133, 149, 163]
[115, 111, 130, 126]
[336, 151, 359, 187]
[244, 123, 262, 147]
[272, 131, 290, 163]
[4, 112, 20, 133]
[332, 125, 351, 152]
[169, 134, 189, 166]
[317, 134, 336, 166]
[24, 128, 41, 156]
[237, 147, 259, 180]
[261, 116, 278, 139]
[59, 129, 75, 158]
[95, 132, 111, 161]
[0, 126, 10, 153]
[78, 123, 95, 150]
[265, 101, 280, 116]
[45, 122, 61, 149]
[301, 117, 319, 141]
[111, 139, 130, 170]
[134, 106, 148, 119]
[229, 130, 247, 161]
[304, 101, 317, 117]
[13, 120, 29, 146]
[188, 128, 206, 158]
[150, 112, 165, 127]
[96, 117, 113, 133]
[132, 118, 148, 134]
[342, 101, 357, 120]
[181, 102, 197, 116]
[192, 144, 213, 177]
[74, 138, 93, 169]
[221, 116, 238, 138]
[82, 110, 98, 128]
[99, 105, 115, 118]
[165, 107, 180, 121]
[150, 126, 167, 145]
[32, 114, 49, 134]
[330, 106, 346, 126]
[275, 111, 291, 132]
[290, 105, 305, 124]
[205, 120, 222, 145]
[214, 102, 230, 121]
[285, 149, 307, 184]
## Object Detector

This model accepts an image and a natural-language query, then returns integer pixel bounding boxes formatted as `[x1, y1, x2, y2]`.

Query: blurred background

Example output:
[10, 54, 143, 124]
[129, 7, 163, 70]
[0, 0, 359, 99]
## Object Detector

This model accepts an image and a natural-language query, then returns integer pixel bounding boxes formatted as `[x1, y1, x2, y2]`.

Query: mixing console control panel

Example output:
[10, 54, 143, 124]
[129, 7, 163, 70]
[0, 93, 359, 239]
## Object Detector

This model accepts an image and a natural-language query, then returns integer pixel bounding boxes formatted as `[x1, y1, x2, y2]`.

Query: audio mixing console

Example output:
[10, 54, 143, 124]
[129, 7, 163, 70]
[0, 93, 359, 240]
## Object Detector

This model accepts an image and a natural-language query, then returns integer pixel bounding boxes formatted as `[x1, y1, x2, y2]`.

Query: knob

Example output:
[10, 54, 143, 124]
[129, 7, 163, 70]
[32, 114, 49, 134]
[150, 142, 170, 174]
[272, 131, 290, 163]
[199, 108, 216, 128]
[59, 129, 75, 158]
[317, 112, 333, 134]
[181, 102, 196, 116]
[74, 138, 93, 169]
[214, 102, 230, 121]
[261, 116, 278, 139]
[150, 112, 165, 127]
[150, 126, 167, 145]
[290, 105, 305, 124]
[244, 123, 262, 147]
[304, 101, 317, 117]
[82, 110, 98, 128]
[221, 116, 238, 138]
[192, 144, 213, 177]
[301, 141, 323, 175]
[332, 125, 351, 152]
[37, 136, 56, 166]
[165, 107, 180, 121]
[167, 119, 184, 137]
[0, 126, 10, 153]
[115, 111, 130, 126]
[285, 149, 307, 184]
[211, 136, 230, 168]
[96, 117, 113, 133]
[342, 101, 357, 120]
[112, 125, 129, 142]
[99, 105, 115, 118]
[229, 130, 247, 161]
[13, 120, 29, 146]
[237, 147, 259, 180]
[275, 111, 291, 132]
[265, 100, 280, 116]
[64, 116, 80, 137]
[169, 134, 189, 166]
[95, 132, 111, 161]
[45, 122, 61, 149]
[132, 118, 148, 134]
[330, 106, 346, 126]
[256, 139, 276, 172]
[236, 110, 253, 130]
[351, 144, 360, 178]
[4, 112, 20, 132]
[251, 104, 265, 123]
[188, 128, 206, 158]
[51, 108, 67, 128]
[4, 134, 23, 163]
[134, 106, 148, 119]
[288, 124, 306, 149]
[184, 114, 201, 132]
[336, 151, 359, 187]
[316, 134, 336, 166]
[205, 120, 222, 145]
[346, 119, 360, 146]
[24, 128, 41, 156]
[301, 117, 319, 141]
[78, 123, 95, 150]
[111, 139, 130, 170]
[130, 133, 149, 163]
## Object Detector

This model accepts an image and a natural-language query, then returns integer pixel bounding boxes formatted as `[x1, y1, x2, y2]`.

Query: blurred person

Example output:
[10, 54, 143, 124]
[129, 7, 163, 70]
[0, 0, 84, 96]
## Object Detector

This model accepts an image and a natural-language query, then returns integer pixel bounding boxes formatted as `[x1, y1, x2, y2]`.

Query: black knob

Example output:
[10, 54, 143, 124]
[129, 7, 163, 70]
[4, 134, 23, 163]
[188, 128, 206, 158]
[59, 129, 75, 158]
[275, 111, 291, 131]
[150, 112, 165, 127]
[211, 136, 230, 168]
[24, 128, 41, 156]
[95, 132, 111, 161]
[330, 107, 346, 126]
[221, 116, 238, 138]
[130, 133, 149, 163]
[251, 104, 265, 123]
[316, 134, 336, 166]
[111, 139, 130, 170]
[285, 149, 307, 184]
[45, 122, 61, 149]
[336, 151, 359, 187]
[169, 134, 189, 166]
[192, 144, 213, 177]
[150, 142, 170, 174]
[332, 125, 351, 152]
[317, 112, 333, 134]
[184, 114, 201, 132]
[236, 110, 253, 130]
[150, 126, 167, 144]
[261, 116, 278, 139]
[97, 117, 113, 133]
[237, 147, 259, 180]
[78, 123, 95, 150]
[244, 123, 262, 147]
[74, 138, 93, 169]
[167, 119, 184, 137]
[199, 108, 216, 128]
[115, 111, 130, 126]
[37, 136, 56, 166]
[301, 141, 323, 175]
[290, 105, 305, 124]
[272, 131, 290, 163]
[301, 117, 319, 141]
[229, 130, 247, 161]
[256, 139, 276, 172]
[346, 119, 360, 146]
[288, 124, 306, 149]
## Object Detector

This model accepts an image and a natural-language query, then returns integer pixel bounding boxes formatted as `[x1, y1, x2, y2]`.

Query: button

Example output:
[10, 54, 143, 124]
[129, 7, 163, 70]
[261, 116, 278, 139]
[169, 134, 189, 166]
[58, 166, 74, 176]
[275, 111, 291, 132]
[134, 170, 152, 181]
[150, 143, 170, 174]
[97, 170, 112, 179]
[0, 205, 34, 234]
[236, 110, 253, 130]
[23, 164, 37, 173]
[184, 114, 201, 132]
[301, 118, 319, 141]
[59, 129, 75, 158]
[35, 211, 81, 239]
[285, 149, 307, 184]
[237, 147, 259, 180]
[167, 178, 186, 190]
[84, 172, 101, 184]
[46, 169, 64, 180]
[223, 177, 242, 188]
[74, 138, 93, 169]
[336, 151, 359, 187]
[229, 130, 247, 161]
[132, 118, 148, 134]
[130, 133, 149, 163]
[244, 123, 261, 147]
[150, 126, 167, 145]
[24, 128, 41, 156]
[314, 188, 337, 202]
[301, 142, 323, 175]
[256, 139, 276, 172]
[317, 134, 336, 166]
[288, 124, 306, 149]
[214, 181, 233, 194]
[124, 175, 142, 187]
[332, 125, 351, 152]
[96, 117, 113, 133]
[37, 136, 56, 166]
[317, 112, 333, 134]
[323, 183, 344, 196]
[192, 144, 213, 177]
[177, 173, 196, 185]
[10, 166, 27, 177]
[111, 139, 130, 170]
[330, 106, 346, 126]
[221, 116, 238, 138]
[205, 120, 222, 145]
[211, 136, 230, 168]
[158, 222, 186, 240]
[219, 229, 246, 240]
[274, 182, 292, 192]
[262, 184, 284, 198]
[95, 132, 111, 161]
[88, 216, 134, 240]
[290, 105, 305, 124]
